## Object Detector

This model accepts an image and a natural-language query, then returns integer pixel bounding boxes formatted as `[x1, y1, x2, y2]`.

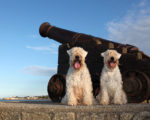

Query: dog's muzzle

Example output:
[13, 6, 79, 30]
[108, 56, 116, 68]
[73, 55, 81, 69]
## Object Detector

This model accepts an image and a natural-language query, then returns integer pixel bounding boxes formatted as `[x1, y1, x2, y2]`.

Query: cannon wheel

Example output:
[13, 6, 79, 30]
[47, 74, 66, 103]
[122, 70, 150, 103]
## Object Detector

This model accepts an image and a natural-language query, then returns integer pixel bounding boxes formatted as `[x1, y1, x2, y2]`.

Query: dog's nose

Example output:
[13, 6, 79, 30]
[75, 56, 79, 59]
[110, 57, 114, 61]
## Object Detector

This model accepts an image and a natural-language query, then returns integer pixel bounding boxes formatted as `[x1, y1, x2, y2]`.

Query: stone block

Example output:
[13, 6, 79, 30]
[120, 113, 134, 120]
[53, 112, 75, 120]
[22, 112, 51, 120]
[76, 112, 105, 120]
[105, 113, 119, 120]
[133, 111, 150, 120]
[91, 113, 105, 120]
[76, 113, 91, 120]
[0, 112, 21, 120]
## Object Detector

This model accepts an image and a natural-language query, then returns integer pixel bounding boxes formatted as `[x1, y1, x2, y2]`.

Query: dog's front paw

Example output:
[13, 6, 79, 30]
[100, 100, 109, 105]
[68, 101, 77, 106]
[83, 100, 92, 106]
[113, 100, 123, 105]
[68, 103, 77, 106]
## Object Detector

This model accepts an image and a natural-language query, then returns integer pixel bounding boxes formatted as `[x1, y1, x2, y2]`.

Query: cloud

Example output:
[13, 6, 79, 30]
[138, 0, 147, 7]
[107, 0, 150, 55]
[26, 43, 59, 54]
[21, 66, 57, 76]
[32, 34, 38, 39]
[26, 46, 52, 51]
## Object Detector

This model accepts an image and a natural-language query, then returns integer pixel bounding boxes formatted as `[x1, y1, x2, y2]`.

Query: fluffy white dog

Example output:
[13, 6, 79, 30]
[62, 47, 95, 106]
[97, 50, 127, 105]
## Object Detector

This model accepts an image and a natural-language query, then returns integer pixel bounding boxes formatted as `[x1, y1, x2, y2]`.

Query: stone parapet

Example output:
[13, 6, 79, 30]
[0, 102, 150, 120]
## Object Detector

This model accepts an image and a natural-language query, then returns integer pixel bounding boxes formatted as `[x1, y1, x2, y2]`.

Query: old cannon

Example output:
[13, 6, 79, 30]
[39, 22, 150, 103]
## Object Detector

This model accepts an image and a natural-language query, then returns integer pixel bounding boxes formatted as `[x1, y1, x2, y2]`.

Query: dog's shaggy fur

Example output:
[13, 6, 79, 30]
[62, 47, 95, 106]
[97, 50, 127, 105]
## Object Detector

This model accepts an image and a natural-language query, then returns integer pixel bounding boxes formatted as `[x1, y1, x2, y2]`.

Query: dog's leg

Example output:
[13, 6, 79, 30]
[121, 90, 127, 104]
[83, 87, 93, 105]
[113, 89, 126, 104]
[99, 88, 109, 105]
[67, 87, 77, 106]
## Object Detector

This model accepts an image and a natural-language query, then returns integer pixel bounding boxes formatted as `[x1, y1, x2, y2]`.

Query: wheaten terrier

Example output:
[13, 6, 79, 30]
[62, 47, 95, 106]
[97, 50, 127, 105]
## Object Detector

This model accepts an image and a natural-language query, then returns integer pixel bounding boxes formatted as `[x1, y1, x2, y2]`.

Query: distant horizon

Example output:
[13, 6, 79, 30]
[0, 95, 48, 99]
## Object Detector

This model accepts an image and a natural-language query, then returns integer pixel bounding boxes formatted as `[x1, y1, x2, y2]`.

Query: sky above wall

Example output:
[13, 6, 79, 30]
[0, 0, 150, 98]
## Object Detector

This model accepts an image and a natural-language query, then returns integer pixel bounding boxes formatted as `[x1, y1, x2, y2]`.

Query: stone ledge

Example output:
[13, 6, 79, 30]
[0, 102, 150, 120]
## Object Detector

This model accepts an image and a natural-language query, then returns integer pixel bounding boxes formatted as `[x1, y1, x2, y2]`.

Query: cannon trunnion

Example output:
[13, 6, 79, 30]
[40, 22, 150, 103]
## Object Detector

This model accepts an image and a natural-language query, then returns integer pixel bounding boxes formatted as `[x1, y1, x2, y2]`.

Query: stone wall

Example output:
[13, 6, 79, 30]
[0, 102, 150, 120]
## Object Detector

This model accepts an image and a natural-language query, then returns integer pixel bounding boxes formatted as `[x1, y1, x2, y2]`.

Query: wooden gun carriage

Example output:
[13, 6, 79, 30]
[39, 22, 150, 103]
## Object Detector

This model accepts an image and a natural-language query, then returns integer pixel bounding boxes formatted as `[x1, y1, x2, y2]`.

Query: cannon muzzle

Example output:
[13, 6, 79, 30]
[39, 22, 79, 44]
[39, 22, 51, 37]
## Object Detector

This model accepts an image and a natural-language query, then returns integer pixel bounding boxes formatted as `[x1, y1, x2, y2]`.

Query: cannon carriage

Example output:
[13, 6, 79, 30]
[39, 22, 150, 103]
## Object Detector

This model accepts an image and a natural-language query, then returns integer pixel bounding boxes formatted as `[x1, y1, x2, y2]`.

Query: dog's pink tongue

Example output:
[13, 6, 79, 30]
[110, 62, 115, 68]
[74, 62, 80, 69]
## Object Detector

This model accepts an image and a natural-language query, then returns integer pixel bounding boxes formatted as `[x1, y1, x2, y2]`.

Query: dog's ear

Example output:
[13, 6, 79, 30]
[67, 49, 71, 56]
[117, 52, 121, 59]
[101, 52, 105, 57]
[83, 50, 88, 57]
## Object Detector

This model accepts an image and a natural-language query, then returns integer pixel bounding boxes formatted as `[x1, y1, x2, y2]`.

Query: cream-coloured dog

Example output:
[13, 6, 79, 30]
[61, 47, 95, 106]
[97, 50, 127, 105]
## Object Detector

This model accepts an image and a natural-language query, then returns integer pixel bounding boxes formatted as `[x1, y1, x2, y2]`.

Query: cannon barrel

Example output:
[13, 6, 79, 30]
[39, 22, 139, 53]
[39, 22, 119, 44]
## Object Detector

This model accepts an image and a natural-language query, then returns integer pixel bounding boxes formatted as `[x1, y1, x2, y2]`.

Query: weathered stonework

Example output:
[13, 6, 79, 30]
[0, 112, 21, 120]
[53, 112, 75, 120]
[120, 113, 134, 120]
[22, 112, 51, 120]
[133, 111, 150, 120]
[106, 113, 119, 120]
[0, 102, 150, 120]
[90, 113, 105, 120]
